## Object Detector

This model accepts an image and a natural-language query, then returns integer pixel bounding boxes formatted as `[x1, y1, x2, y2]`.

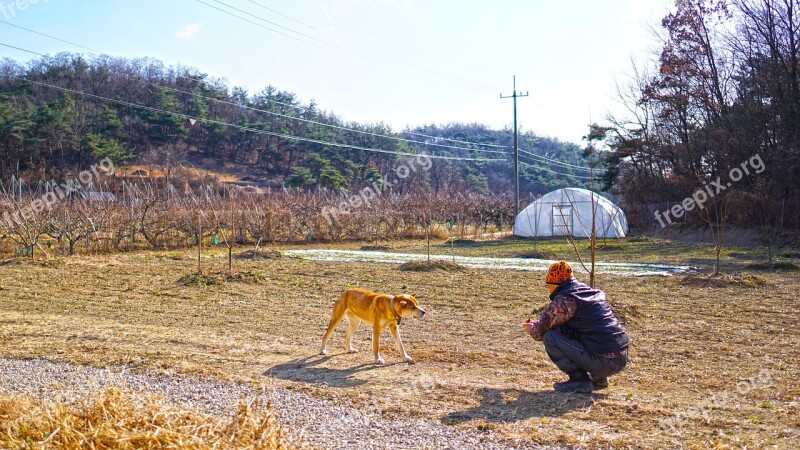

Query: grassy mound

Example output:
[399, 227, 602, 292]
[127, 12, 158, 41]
[178, 272, 225, 287]
[146, 252, 186, 261]
[236, 249, 283, 260]
[681, 273, 767, 288]
[450, 239, 479, 246]
[585, 243, 624, 250]
[517, 250, 557, 260]
[360, 245, 392, 251]
[398, 260, 465, 272]
[1, 257, 65, 268]
[0, 387, 294, 449]
[223, 270, 268, 284]
[779, 249, 800, 258]
[595, 244, 624, 250]
[746, 262, 800, 272]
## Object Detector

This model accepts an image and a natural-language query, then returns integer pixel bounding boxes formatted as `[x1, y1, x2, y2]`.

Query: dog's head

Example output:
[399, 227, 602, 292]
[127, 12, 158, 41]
[393, 293, 426, 318]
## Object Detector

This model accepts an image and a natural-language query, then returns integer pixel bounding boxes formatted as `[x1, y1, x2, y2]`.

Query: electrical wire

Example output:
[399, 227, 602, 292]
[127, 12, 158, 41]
[209, 0, 337, 48]
[518, 148, 592, 171]
[12, 74, 507, 162]
[2, 14, 579, 151]
[0, 33, 506, 153]
[401, 130, 508, 148]
[0, 21, 503, 148]
[0, 20, 103, 54]
[518, 159, 592, 181]
[193, 0, 329, 48]
[291, 0, 485, 72]
[244, 0, 318, 30]
[517, 155, 594, 180]
[144, 78, 511, 154]
[195, 0, 496, 92]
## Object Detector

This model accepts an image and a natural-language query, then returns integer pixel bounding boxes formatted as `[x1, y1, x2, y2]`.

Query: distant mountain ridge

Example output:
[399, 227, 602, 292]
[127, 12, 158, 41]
[0, 53, 590, 195]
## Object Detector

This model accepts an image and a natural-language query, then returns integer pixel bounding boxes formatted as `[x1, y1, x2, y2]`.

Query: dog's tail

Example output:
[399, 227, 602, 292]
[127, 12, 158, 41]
[334, 290, 348, 306]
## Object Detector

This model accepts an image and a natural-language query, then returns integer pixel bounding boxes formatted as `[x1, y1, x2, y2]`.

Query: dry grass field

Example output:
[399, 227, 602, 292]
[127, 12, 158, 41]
[0, 237, 798, 449]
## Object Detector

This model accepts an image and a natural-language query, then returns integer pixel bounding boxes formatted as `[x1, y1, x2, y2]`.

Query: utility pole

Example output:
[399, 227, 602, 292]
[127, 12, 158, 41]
[501, 75, 528, 220]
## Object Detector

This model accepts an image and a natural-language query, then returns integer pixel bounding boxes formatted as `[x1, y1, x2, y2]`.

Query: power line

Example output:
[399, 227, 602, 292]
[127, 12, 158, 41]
[0, 21, 507, 149]
[162, 83, 512, 153]
[140, 76, 510, 154]
[518, 148, 592, 171]
[12, 74, 507, 162]
[0, 42, 34, 55]
[0, 20, 103, 54]
[517, 156, 593, 180]
[193, 0, 328, 49]
[3, 12, 579, 147]
[209, 0, 337, 48]
[195, 0, 495, 93]
[0, 33, 506, 153]
[401, 130, 508, 149]
[293, 0, 484, 73]
[244, 0, 318, 30]
[0, 21, 227, 94]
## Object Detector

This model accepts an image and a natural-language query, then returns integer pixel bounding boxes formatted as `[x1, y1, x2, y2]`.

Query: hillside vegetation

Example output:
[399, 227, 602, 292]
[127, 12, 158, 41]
[0, 54, 587, 195]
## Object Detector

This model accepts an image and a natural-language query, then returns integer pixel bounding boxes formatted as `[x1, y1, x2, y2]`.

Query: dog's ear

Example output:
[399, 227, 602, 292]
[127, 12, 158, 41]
[400, 300, 408, 306]
[410, 292, 418, 297]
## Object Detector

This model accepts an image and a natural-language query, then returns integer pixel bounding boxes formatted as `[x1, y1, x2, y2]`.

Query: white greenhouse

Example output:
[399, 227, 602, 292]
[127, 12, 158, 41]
[513, 188, 628, 238]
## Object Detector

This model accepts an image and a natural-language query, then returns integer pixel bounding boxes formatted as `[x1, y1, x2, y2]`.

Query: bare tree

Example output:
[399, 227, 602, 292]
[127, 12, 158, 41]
[0, 181, 52, 259]
[699, 194, 730, 276]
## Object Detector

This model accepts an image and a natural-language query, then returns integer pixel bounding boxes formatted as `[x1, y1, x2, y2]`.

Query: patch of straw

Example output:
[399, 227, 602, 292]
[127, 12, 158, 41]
[0, 387, 297, 449]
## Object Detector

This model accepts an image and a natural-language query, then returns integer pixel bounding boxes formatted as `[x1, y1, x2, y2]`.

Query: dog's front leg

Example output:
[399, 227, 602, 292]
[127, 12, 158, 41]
[373, 325, 385, 364]
[388, 323, 413, 363]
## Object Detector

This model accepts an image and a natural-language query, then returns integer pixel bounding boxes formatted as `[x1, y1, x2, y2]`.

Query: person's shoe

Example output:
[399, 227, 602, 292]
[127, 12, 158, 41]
[590, 375, 609, 390]
[553, 372, 592, 393]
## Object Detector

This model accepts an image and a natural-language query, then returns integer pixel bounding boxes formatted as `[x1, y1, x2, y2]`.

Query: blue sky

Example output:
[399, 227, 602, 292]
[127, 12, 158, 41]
[0, 0, 672, 144]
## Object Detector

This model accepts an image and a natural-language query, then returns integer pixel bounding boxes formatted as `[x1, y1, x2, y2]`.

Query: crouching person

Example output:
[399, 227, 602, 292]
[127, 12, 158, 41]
[524, 261, 629, 393]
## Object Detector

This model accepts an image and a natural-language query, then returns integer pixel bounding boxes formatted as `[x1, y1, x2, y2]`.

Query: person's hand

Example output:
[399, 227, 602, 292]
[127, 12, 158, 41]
[523, 319, 537, 334]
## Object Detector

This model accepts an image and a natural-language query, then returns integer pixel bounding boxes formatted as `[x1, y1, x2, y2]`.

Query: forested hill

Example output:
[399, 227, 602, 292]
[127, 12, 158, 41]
[0, 53, 589, 195]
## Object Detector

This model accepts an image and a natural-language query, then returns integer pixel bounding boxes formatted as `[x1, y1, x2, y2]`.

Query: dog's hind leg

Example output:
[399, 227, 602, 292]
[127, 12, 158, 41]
[320, 299, 346, 355]
[343, 313, 361, 353]
[388, 323, 413, 363]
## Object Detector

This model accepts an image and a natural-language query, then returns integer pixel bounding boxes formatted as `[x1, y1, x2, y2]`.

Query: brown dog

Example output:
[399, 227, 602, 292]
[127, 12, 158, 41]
[319, 289, 426, 364]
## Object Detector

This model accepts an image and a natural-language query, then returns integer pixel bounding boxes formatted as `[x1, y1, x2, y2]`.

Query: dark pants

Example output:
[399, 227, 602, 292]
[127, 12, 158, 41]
[543, 328, 628, 377]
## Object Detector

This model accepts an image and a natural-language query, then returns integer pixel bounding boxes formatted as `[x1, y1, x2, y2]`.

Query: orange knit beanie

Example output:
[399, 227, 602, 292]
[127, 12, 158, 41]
[545, 260, 573, 285]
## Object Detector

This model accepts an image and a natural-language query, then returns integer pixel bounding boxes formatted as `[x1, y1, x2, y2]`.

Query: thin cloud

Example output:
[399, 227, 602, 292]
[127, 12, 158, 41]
[175, 23, 203, 40]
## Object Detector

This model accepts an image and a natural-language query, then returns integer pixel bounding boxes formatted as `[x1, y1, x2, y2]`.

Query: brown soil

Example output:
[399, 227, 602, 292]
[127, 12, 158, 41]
[0, 248, 797, 449]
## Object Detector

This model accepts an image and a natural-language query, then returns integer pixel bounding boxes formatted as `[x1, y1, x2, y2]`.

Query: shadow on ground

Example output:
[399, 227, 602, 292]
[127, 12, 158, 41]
[442, 387, 607, 424]
[263, 355, 400, 388]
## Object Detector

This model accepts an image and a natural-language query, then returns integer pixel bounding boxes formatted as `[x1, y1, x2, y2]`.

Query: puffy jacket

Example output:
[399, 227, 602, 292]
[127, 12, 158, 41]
[550, 277, 629, 354]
